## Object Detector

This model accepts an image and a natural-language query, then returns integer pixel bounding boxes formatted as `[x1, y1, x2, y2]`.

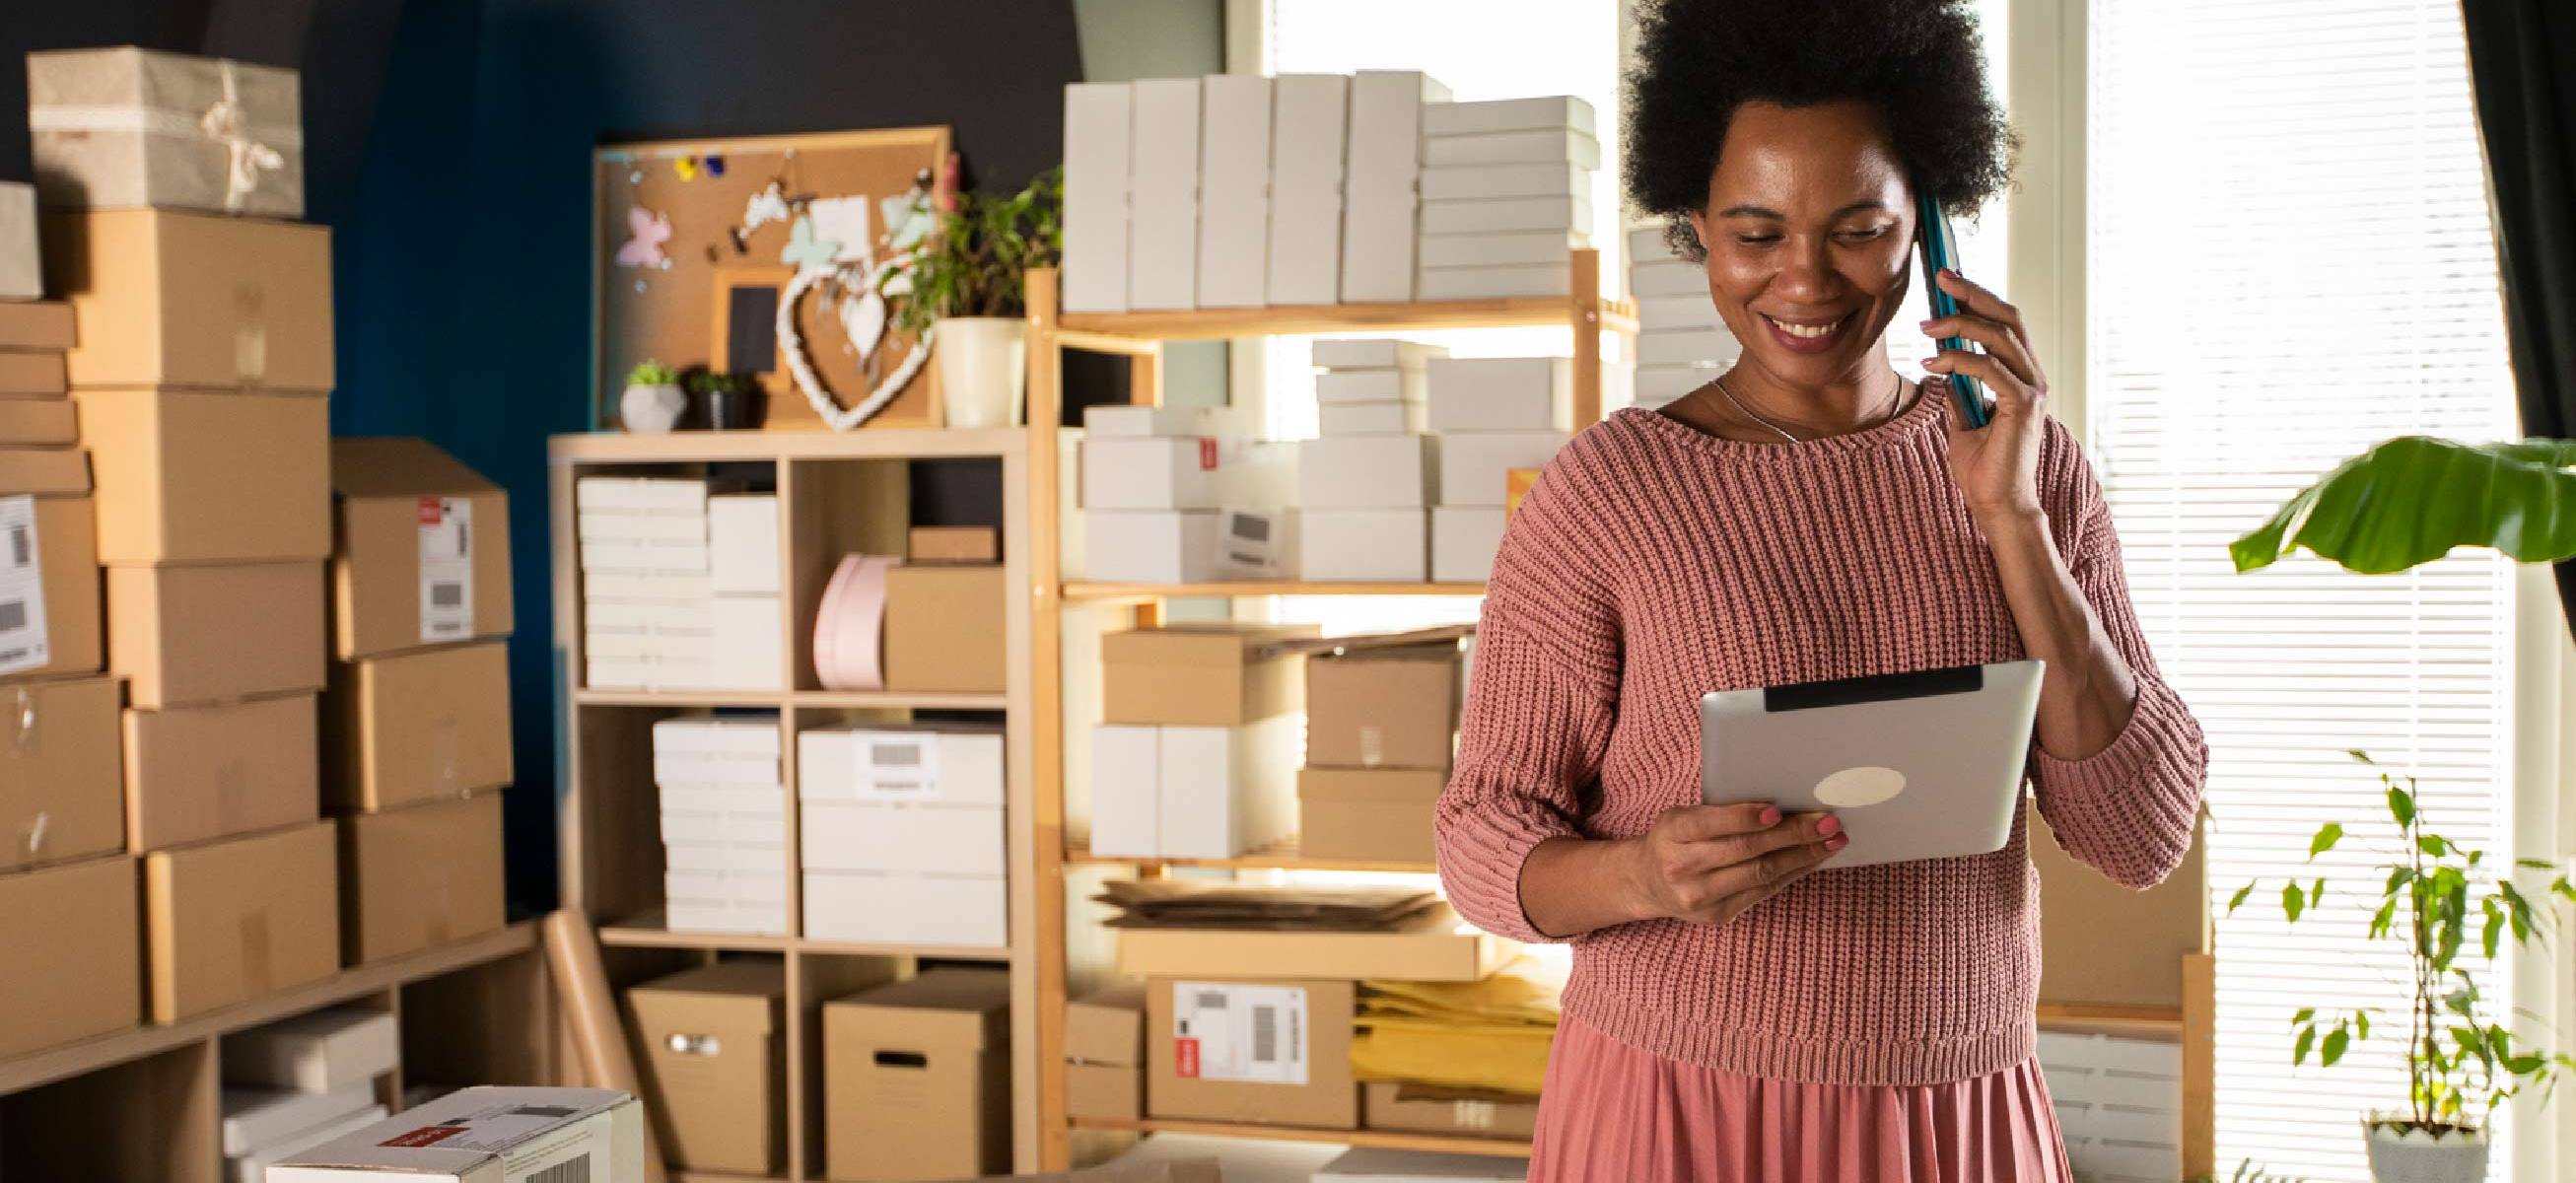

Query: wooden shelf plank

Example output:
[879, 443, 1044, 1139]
[798, 937, 1014, 962]
[1063, 581, 1486, 601]
[575, 688, 786, 709]
[0, 922, 536, 1098]
[604, 911, 1013, 962]
[1068, 835, 1434, 875]
[549, 427, 1025, 463]
[1057, 298, 1632, 342]
[1070, 1116, 1530, 1159]
[573, 688, 1011, 711]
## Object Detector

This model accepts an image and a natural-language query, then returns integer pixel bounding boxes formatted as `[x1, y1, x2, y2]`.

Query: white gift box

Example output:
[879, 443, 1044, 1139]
[1217, 507, 1297, 579]
[1631, 257, 1707, 296]
[801, 799, 1005, 876]
[1298, 509, 1427, 583]
[1267, 74, 1349, 306]
[1083, 509, 1221, 584]
[1424, 127, 1601, 170]
[1086, 719, 1297, 859]
[797, 726, 1006, 807]
[1196, 74, 1272, 309]
[1416, 262, 1571, 300]
[1316, 368, 1427, 405]
[1422, 95, 1596, 138]
[1062, 82, 1133, 313]
[803, 870, 1006, 948]
[1083, 403, 1236, 438]
[1421, 193, 1591, 237]
[1427, 357, 1570, 432]
[708, 493, 780, 595]
[1312, 338, 1446, 370]
[1636, 292, 1724, 330]
[1420, 163, 1587, 202]
[1318, 400, 1426, 436]
[1432, 507, 1509, 584]
[1299, 435, 1436, 509]
[1437, 431, 1568, 507]
[1341, 70, 1451, 304]
[1129, 78, 1202, 311]
[1638, 326, 1742, 369]
[1418, 230, 1586, 269]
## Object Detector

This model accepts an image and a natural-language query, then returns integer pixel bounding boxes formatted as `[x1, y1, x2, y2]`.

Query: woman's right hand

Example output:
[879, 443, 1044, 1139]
[1622, 802, 1846, 926]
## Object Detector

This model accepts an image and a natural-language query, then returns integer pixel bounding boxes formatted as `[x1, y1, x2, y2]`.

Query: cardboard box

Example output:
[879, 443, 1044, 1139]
[1307, 643, 1461, 770]
[824, 969, 1012, 1180]
[803, 869, 1006, 948]
[0, 301, 75, 349]
[1315, 369, 1425, 405]
[1120, 905, 1509, 982]
[1427, 357, 1571, 432]
[1067, 980, 1148, 1122]
[1420, 164, 1586, 202]
[323, 640, 513, 812]
[221, 1079, 379, 1156]
[1129, 78, 1201, 312]
[42, 209, 332, 390]
[0, 854, 138, 1059]
[340, 794, 505, 965]
[1343, 71, 1451, 304]
[1424, 127, 1600, 170]
[1267, 74, 1349, 307]
[1313, 339, 1445, 371]
[27, 48, 306, 218]
[125, 691, 317, 852]
[909, 523, 1001, 562]
[73, 385, 326, 563]
[1299, 768, 1444, 865]
[1062, 82, 1133, 314]
[329, 438, 512, 657]
[0, 674, 121, 872]
[1418, 230, 1587, 269]
[0, 181, 36, 300]
[226, 1104, 388, 1183]
[1299, 509, 1427, 583]
[1083, 435, 1238, 510]
[2035, 811, 2209, 1010]
[145, 819, 338, 1021]
[0, 350, 68, 396]
[271, 1086, 646, 1183]
[1417, 263, 1572, 301]
[1362, 1083, 1539, 1141]
[1299, 435, 1436, 509]
[1424, 96, 1596, 138]
[1197, 74, 1272, 309]
[0, 398, 75, 444]
[1438, 432, 1568, 508]
[1101, 622, 1315, 727]
[223, 1007, 400, 1091]
[1420, 194, 1591, 238]
[708, 493, 779, 595]
[0, 446, 89, 494]
[628, 962, 787, 1175]
[710, 595, 785, 690]
[1084, 509, 1221, 584]
[1149, 976, 1358, 1130]
[1430, 507, 1506, 584]
[883, 563, 1007, 694]
[0, 494, 103, 683]
[801, 800, 1003, 875]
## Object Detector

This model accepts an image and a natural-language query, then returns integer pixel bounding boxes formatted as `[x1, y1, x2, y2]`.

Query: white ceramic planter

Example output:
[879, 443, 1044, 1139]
[2363, 1120, 2489, 1183]
[935, 316, 1027, 429]
[621, 382, 686, 433]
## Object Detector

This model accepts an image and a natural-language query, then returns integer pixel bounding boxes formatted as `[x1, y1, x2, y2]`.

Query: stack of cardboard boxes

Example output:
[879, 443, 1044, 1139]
[1417, 97, 1600, 300]
[578, 475, 718, 690]
[799, 724, 1009, 947]
[1295, 636, 1465, 866]
[1629, 224, 1736, 411]
[1089, 623, 1308, 860]
[324, 438, 512, 966]
[655, 716, 788, 936]
[1425, 356, 1571, 582]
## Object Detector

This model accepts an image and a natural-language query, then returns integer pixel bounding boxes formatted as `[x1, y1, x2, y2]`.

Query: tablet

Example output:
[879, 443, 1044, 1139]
[1700, 660, 2044, 870]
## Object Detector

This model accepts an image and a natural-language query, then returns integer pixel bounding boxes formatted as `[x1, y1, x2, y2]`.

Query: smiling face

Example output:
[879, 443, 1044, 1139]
[1688, 100, 1917, 395]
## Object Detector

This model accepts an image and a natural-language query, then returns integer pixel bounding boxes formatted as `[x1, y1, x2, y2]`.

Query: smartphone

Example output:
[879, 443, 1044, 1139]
[1915, 191, 1989, 429]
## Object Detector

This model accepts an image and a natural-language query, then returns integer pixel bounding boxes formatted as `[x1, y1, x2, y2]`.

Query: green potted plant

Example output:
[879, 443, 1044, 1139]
[682, 368, 761, 431]
[878, 167, 1062, 428]
[620, 360, 684, 434]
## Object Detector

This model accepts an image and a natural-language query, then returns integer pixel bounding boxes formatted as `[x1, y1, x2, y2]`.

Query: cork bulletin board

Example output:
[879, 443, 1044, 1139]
[592, 126, 953, 431]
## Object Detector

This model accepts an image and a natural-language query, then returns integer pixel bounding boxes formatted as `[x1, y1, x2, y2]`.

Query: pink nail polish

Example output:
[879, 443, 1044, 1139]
[1825, 835, 1849, 852]
[1818, 815, 1843, 838]
[1759, 806, 1781, 826]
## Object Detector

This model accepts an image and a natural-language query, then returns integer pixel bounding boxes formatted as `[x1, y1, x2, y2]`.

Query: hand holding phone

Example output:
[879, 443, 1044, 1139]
[1915, 191, 1989, 429]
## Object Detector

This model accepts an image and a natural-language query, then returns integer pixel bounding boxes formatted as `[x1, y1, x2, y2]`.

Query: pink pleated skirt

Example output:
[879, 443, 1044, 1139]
[1528, 1016, 2075, 1182]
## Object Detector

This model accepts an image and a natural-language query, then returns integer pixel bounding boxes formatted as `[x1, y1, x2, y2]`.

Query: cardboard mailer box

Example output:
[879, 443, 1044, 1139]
[40, 208, 331, 391]
[330, 438, 513, 659]
[107, 559, 323, 707]
[1100, 622, 1318, 728]
[1149, 976, 1358, 1131]
[144, 819, 338, 1022]
[824, 968, 1013, 1182]
[908, 524, 1000, 563]
[883, 563, 1007, 694]
[0, 350, 69, 397]
[323, 640, 513, 812]
[0, 674, 122, 872]
[1119, 905, 1512, 983]
[1362, 1082, 1539, 1141]
[222, 1006, 400, 1091]
[72, 385, 327, 564]
[123, 690, 317, 852]
[0, 854, 138, 1058]
[627, 961, 787, 1175]
[0, 301, 75, 350]
[340, 793, 505, 965]
[270, 1086, 646, 1183]
[27, 47, 306, 218]
[1306, 643, 1462, 770]
[0, 493, 105, 682]
[1297, 768, 1444, 866]
[0, 446, 90, 495]
[0, 398, 75, 445]
[1066, 980, 1148, 1122]
[0, 180, 36, 300]
[2034, 810, 2210, 1011]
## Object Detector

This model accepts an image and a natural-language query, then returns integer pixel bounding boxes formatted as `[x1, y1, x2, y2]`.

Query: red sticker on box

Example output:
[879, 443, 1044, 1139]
[1198, 438, 1218, 470]
[417, 496, 445, 525]
[381, 1125, 469, 1148]
[1176, 1037, 1201, 1079]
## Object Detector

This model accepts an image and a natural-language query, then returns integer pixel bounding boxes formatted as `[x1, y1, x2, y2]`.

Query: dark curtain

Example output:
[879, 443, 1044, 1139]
[2462, 0, 2576, 625]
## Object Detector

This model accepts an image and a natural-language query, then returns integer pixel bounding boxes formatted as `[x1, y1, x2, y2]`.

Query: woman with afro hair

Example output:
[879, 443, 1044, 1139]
[1430, 1, 2208, 1178]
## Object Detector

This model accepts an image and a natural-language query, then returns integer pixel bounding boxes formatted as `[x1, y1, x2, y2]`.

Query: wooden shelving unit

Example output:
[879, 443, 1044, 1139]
[1066, 835, 1435, 876]
[1023, 250, 1631, 1168]
[547, 427, 1041, 1180]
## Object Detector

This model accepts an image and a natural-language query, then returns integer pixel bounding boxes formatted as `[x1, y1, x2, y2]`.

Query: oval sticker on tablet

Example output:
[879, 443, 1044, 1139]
[1816, 765, 1907, 808]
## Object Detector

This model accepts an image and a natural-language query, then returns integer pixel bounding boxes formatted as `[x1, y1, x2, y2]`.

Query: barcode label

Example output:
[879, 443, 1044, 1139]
[0, 602, 24, 631]
[1230, 515, 1269, 542]
[870, 741, 924, 767]
[1171, 981, 1307, 1085]
[512, 1105, 578, 1119]
[419, 497, 475, 642]
[524, 1156, 591, 1183]
[0, 497, 47, 676]
[1195, 990, 1230, 1010]
[431, 582, 465, 607]
[7, 525, 25, 568]
[1251, 1005, 1279, 1063]
[849, 732, 945, 802]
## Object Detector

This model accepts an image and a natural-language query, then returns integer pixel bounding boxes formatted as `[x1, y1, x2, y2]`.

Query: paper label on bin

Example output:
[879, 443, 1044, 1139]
[1172, 981, 1307, 1085]
[419, 497, 475, 643]
[374, 1097, 603, 1181]
[848, 731, 944, 800]
[0, 495, 49, 676]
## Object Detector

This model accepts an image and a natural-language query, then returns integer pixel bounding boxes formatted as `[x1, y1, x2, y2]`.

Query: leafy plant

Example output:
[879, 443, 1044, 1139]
[879, 168, 1063, 334]
[625, 360, 679, 387]
[2227, 751, 2576, 1135]
[2185, 1162, 2306, 1183]
[682, 368, 750, 398]
[2232, 437, 2576, 574]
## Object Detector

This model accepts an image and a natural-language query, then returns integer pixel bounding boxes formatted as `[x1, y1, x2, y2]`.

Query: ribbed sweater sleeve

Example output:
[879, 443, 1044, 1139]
[2027, 427, 2210, 889]
[1435, 454, 1621, 943]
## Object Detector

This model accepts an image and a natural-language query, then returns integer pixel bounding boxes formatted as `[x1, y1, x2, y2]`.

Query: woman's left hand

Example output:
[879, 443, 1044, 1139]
[1921, 268, 2047, 524]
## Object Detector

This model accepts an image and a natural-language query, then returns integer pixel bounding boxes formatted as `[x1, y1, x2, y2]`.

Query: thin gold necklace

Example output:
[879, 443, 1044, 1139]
[1707, 371, 1906, 445]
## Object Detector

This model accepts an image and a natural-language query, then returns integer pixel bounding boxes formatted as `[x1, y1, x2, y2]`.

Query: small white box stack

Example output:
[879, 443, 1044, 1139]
[1418, 97, 1598, 300]
[1300, 338, 1449, 582]
[799, 726, 1008, 948]
[220, 1007, 399, 1183]
[2036, 1031, 2186, 1183]
[1080, 404, 1290, 584]
[1343, 71, 1450, 304]
[1628, 223, 1736, 410]
[656, 717, 787, 935]
[579, 476, 716, 691]
[1426, 356, 1571, 582]
[1090, 717, 1298, 859]
[707, 493, 784, 691]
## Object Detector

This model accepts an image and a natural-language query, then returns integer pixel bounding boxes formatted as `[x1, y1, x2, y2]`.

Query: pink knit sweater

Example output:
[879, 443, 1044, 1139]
[1434, 390, 2208, 1087]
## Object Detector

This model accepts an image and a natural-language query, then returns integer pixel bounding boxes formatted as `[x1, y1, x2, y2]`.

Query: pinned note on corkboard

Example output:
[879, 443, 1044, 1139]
[592, 126, 952, 432]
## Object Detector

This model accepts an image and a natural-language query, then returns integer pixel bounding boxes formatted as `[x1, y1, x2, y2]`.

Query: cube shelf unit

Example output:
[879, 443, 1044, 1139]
[546, 427, 1042, 1180]
[0, 923, 550, 1181]
[1021, 250, 1635, 1168]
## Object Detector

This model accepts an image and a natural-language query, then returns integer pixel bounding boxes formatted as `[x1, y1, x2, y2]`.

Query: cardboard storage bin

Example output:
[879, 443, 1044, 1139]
[1100, 622, 1316, 727]
[0, 854, 138, 1058]
[1066, 981, 1148, 1122]
[330, 438, 514, 659]
[339, 793, 505, 965]
[1363, 1081, 1539, 1140]
[41, 208, 331, 390]
[123, 691, 317, 852]
[106, 559, 323, 707]
[0, 494, 104, 682]
[71, 386, 328, 563]
[145, 819, 338, 1021]
[1306, 643, 1463, 770]
[628, 961, 788, 1175]
[27, 47, 306, 217]
[0, 674, 123, 872]
[323, 640, 513, 812]
[1149, 976, 1358, 1130]
[1297, 768, 1444, 866]
[1119, 905, 1511, 983]
[882, 563, 1007, 694]
[824, 968, 1012, 1182]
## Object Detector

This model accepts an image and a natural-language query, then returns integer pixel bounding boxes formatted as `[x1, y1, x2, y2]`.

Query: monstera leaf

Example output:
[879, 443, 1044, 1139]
[2232, 437, 2576, 574]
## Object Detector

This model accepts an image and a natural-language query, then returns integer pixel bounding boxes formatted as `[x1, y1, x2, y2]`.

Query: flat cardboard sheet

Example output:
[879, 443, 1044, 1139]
[0, 674, 122, 872]
[72, 385, 328, 563]
[106, 559, 324, 707]
[145, 820, 338, 1022]
[1118, 905, 1512, 984]
[0, 854, 138, 1059]
[323, 640, 513, 812]
[42, 209, 332, 391]
[330, 438, 513, 658]
[339, 793, 505, 965]
[123, 691, 318, 852]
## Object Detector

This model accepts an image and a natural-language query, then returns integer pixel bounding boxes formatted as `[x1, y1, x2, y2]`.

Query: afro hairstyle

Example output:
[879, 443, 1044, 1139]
[1624, 0, 2014, 262]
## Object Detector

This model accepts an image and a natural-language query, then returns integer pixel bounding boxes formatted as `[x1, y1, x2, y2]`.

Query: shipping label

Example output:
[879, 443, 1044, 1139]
[848, 732, 944, 801]
[1172, 981, 1307, 1085]
[0, 495, 49, 676]
[419, 496, 475, 643]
